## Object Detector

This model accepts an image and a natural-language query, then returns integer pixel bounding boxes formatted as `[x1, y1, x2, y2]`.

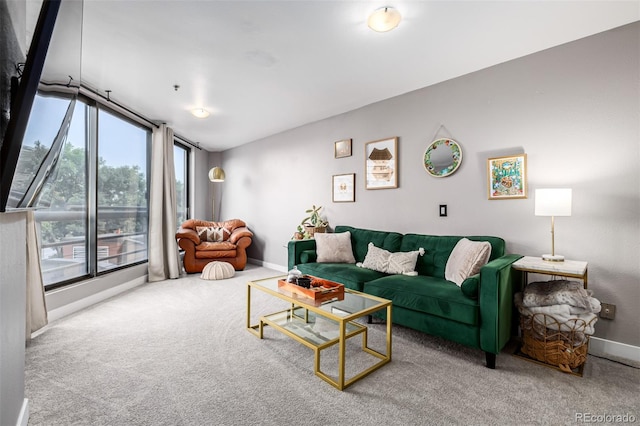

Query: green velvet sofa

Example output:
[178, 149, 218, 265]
[287, 225, 523, 368]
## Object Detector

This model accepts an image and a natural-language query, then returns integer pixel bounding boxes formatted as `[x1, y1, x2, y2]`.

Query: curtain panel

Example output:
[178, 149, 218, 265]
[26, 210, 47, 341]
[148, 124, 181, 281]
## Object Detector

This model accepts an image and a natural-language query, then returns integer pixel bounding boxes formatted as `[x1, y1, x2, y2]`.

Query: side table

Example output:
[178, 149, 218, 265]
[512, 256, 589, 376]
[512, 256, 588, 288]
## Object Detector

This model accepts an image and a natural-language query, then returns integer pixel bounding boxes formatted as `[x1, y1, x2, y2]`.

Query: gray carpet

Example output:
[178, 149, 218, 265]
[26, 265, 639, 425]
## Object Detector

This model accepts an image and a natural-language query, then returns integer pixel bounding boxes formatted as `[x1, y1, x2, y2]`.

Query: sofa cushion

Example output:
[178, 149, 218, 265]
[400, 234, 505, 279]
[400, 234, 461, 279]
[335, 226, 403, 263]
[196, 241, 236, 251]
[445, 238, 491, 286]
[296, 262, 386, 292]
[363, 274, 479, 326]
[315, 231, 356, 263]
[195, 246, 236, 258]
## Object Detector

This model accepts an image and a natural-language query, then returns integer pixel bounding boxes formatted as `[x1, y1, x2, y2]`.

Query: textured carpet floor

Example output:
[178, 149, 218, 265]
[26, 265, 639, 425]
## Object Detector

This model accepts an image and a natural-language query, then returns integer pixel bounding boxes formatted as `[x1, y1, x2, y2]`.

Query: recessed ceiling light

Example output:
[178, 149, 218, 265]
[367, 6, 402, 32]
[191, 108, 210, 118]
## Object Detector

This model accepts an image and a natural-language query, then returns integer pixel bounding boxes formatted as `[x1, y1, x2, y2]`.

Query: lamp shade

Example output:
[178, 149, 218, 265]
[535, 188, 572, 217]
[208, 167, 225, 182]
[367, 7, 401, 32]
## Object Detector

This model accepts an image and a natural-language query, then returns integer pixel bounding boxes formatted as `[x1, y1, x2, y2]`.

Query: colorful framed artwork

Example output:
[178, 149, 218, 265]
[334, 139, 352, 158]
[332, 173, 355, 202]
[487, 154, 527, 200]
[365, 137, 398, 190]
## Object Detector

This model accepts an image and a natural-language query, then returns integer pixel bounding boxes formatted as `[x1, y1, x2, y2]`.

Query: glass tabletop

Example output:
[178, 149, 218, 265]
[249, 275, 390, 319]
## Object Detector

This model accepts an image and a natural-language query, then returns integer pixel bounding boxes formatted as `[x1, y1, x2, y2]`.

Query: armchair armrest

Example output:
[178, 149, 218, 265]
[287, 239, 317, 270]
[478, 254, 523, 354]
[228, 226, 253, 244]
[175, 227, 200, 246]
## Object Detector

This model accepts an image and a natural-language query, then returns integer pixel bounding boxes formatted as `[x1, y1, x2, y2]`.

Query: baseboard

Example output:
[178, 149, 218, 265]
[46, 275, 147, 323]
[17, 399, 28, 426]
[589, 337, 640, 366]
[247, 258, 286, 272]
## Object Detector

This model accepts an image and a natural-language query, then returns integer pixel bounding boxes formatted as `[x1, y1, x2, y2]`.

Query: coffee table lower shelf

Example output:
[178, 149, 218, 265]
[247, 277, 392, 390]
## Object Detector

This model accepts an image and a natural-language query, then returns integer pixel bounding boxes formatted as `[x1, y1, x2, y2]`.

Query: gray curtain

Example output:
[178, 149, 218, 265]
[148, 124, 181, 281]
[26, 211, 47, 341]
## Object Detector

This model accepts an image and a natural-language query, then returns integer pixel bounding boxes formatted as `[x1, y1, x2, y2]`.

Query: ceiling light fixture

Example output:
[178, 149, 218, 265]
[367, 6, 401, 32]
[191, 108, 210, 118]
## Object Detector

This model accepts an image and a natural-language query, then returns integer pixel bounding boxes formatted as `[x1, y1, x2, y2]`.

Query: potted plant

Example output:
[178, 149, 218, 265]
[295, 205, 328, 238]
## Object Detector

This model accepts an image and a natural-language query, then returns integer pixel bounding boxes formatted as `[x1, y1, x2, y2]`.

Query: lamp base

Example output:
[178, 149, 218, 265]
[542, 254, 565, 262]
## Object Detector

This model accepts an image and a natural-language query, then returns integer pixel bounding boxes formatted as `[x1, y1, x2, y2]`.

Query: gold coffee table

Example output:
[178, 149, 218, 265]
[247, 276, 392, 390]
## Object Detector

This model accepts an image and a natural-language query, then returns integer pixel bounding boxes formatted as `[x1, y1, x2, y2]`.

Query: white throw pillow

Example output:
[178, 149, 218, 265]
[361, 242, 424, 275]
[315, 232, 356, 263]
[361, 243, 390, 272]
[445, 238, 492, 286]
[387, 249, 424, 275]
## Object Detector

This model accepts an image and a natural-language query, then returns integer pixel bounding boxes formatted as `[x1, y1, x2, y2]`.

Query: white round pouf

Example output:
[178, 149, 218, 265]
[200, 261, 235, 280]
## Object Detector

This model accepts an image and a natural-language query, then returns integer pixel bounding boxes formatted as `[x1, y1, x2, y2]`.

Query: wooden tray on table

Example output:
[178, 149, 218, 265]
[277, 276, 345, 303]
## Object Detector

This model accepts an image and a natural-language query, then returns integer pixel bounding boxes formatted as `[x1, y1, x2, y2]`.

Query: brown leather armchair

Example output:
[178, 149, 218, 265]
[175, 219, 253, 273]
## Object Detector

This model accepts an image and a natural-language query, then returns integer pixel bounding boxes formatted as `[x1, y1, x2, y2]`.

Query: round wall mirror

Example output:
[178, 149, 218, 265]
[423, 138, 462, 178]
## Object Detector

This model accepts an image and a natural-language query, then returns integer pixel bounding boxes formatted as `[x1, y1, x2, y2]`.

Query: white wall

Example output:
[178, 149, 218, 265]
[219, 23, 640, 347]
[0, 1, 29, 424]
[0, 212, 27, 426]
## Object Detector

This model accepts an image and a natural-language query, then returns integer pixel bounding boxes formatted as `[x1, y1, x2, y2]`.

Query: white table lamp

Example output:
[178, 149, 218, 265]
[535, 188, 572, 261]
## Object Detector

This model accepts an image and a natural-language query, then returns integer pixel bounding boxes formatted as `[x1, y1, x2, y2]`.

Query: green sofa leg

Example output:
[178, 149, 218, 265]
[485, 352, 496, 369]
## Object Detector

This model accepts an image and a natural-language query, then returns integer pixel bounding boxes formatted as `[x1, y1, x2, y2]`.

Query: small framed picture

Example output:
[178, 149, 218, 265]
[487, 154, 527, 200]
[334, 139, 352, 158]
[365, 137, 398, 190]
[332, 173, 355, 202]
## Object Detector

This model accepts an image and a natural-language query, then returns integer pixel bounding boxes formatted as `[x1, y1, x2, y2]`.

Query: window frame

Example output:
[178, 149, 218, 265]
[173, 139, 191, 226]
[36, 91, 152, 291]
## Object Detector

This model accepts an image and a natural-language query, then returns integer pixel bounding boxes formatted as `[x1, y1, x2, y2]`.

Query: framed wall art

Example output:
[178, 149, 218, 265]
[487, 153, 527, 200]
[365, 137, 398, 189]
[423, 138, 462, 178]
[334, 139, 352, 158]
[332, 173, 355, 202]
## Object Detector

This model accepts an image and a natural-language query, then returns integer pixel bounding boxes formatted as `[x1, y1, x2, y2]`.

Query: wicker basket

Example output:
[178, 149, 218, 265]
[304, 225, 326, 237]
[519, 313, 594, 373]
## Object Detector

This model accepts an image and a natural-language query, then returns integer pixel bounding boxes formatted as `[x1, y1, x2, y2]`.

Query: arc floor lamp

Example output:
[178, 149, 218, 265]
[208, 167, 225, 221]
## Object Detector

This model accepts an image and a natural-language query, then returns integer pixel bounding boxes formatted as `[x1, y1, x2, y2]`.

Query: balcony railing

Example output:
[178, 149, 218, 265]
[36, 207, 148, 286]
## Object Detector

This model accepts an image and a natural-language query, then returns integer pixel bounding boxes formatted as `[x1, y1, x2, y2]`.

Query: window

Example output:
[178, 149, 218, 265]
[23, 92, 151, 289]
[97, 109, 150, 272]
[28, 95, 88, 285]
[173, 141, 189, 225]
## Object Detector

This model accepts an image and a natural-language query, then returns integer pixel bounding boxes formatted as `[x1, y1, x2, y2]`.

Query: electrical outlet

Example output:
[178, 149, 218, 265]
[600, 303, 616, 320]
